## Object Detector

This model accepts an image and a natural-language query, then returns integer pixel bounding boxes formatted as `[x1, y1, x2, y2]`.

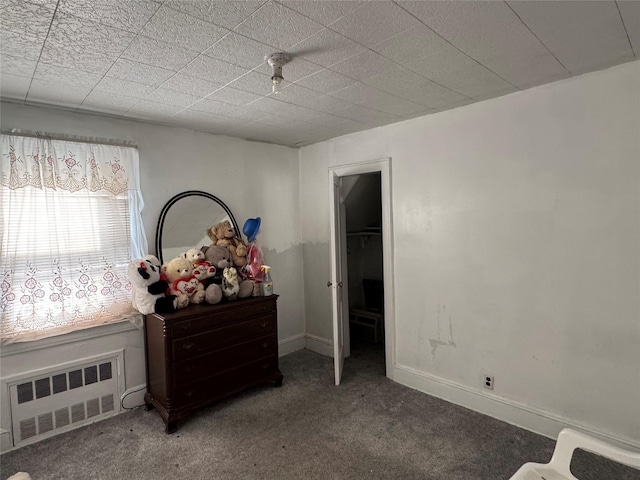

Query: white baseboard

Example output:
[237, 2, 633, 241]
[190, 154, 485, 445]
[305, 334, 333, 357]
[279, 334, 305, 356]
[394, 364, 640, 451]
[120, 384, 146, 410]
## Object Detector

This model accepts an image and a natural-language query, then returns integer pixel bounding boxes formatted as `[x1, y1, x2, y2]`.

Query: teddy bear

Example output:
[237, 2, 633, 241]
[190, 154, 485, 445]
[128, 255, 182, 314]
[162, 257, 205, 305]
[207, 220, 248, 269]
[201, 244, 253, 300]
[181, 247, 206, 267]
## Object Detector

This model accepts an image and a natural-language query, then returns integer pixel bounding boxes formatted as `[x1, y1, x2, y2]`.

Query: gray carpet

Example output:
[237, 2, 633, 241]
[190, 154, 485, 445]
[1, 344, 638, 480]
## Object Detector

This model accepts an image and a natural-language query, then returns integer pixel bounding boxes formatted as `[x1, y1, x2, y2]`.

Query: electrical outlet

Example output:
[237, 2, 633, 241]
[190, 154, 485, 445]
[482, 374, 494, 390]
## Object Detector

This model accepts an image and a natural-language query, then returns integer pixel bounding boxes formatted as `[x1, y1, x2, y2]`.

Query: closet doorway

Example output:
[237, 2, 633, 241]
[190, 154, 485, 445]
[328, 159, 394, 386]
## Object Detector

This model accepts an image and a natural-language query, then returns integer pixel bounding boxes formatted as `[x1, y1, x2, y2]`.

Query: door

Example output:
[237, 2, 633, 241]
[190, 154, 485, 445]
[329, 171, 345, 385]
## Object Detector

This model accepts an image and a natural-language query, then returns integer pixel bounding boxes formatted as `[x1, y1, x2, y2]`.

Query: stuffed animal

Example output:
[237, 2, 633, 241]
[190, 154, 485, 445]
[201, 245, 252, 300]
[128, 255, 182, 314]
[181, 247, 206, 267]
[162, 257, 205, 305]
[221, 267, 240, 300]
[207, 220, 248, 268]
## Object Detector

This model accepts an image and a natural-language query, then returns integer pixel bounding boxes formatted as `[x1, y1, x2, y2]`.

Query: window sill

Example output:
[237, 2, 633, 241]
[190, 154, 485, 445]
[0, 317, 142, 357]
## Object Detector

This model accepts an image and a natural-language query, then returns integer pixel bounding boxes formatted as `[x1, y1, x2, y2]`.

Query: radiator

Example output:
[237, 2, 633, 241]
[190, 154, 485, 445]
[6, 351, 124, 448]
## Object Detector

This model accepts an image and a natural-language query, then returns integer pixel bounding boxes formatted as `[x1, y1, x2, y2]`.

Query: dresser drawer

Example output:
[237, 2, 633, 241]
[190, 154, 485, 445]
[170, 299, 275, 337]
[172, 314, 275, 361]
[173, 334, 277, 385]
[174, 355, 279, 407]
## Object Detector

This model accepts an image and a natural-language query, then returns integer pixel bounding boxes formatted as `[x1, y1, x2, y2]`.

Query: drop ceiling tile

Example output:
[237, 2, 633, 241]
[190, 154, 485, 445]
[427, 63, 515, 99]
[256, 57, 323, 83]
[39, 47, 118, 76]
[287, 28, 366, 68]
[179, 55, 246, 84]
[234, 1, 324, 51]
[360, 96, 429, 117]
[164, 0, 265, 30]
[46, 12, 135, 57]
[57, 0, 159, 33]
[398, 108, 438, 120]
[279, 1, 367, 27]
[329, 1, 421, 47]
[80, 90, 141, 112]
[2, 0, 56, 7]
[122, 36, 200, 71]
[161, 73, 224, 97]
[27, 80, 91, 107]
[276, 103, 322, 122]
[0, 1, 55, 36]
[362, 66, 431, 94]
[107, 58, 177, 87]
[328, 50, 395, 81]
[328, 83, 390, 105]
[189, 98, 244, 116]
[227, 71, 274, 96]
[618, 1, 640, 54]
[405, 43, 482, 80]
[332, 103, 400, 124]
[392, 78, 470, 109]
[204, 33, 272, 69]
[93, 77, 158, 98]
[140, 6, 230, 52]
[172, 108, 229, 125]
[398, 0, 568, 88]
[507, 0, 634, 74]
[273, 83, 323, 105]
[205, 87, 263, 106]
[145, 88, 202, 108]
[0, 30, 46, 60]
[0, 54, 37, 78]
[472, 87, 519, 103]
[246, 96, 297, 115]
[290, 94, 351, 114]
[33, 63, 102, 88]
[0, 73, 30, 101]
[371, 24, 449, 66]
[294, 69, 356, 95]
[125, 100, 184, 117]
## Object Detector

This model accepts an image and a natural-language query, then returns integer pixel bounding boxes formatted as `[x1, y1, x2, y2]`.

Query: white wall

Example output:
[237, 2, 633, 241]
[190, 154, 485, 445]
[0, 103, 305, 447]
[300, 61, 640, 447]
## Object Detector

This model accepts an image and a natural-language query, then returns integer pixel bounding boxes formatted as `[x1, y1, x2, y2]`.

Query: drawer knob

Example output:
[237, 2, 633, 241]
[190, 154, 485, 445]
[262, 363, 270, 369]
[181, 325, 189, 331]
[184, 365, 195, 372]
[183, 342, 194, 350]
[262, 341, 268, 348]
[186, 390, 194, 397]
[261, 321, 269, 328]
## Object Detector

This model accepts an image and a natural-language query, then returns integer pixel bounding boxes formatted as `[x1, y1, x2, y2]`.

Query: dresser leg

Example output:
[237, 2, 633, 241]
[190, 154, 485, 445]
[165, 421, 178, 434]
[274, 370, 284, 387]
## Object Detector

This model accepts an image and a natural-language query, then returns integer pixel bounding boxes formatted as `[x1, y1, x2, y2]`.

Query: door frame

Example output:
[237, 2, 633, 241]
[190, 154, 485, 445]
[328, 157, 395, 381]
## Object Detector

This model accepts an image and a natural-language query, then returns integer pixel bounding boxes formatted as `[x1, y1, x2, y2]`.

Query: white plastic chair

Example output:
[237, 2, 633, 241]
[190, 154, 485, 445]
[509, 428, 640, 479]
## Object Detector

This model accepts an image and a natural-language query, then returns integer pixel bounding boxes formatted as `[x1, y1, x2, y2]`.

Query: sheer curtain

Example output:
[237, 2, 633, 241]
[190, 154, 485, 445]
[0, 134, 148, 344]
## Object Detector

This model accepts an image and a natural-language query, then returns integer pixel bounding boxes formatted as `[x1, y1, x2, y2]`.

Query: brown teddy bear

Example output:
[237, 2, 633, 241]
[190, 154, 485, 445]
[207, 220, 248, 268]
[201, 244, 252, 300]
[162, 257, 205, 306]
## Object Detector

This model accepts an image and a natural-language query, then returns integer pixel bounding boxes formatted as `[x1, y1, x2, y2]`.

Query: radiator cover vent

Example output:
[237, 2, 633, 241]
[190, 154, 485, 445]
[8, 353, 122, 448]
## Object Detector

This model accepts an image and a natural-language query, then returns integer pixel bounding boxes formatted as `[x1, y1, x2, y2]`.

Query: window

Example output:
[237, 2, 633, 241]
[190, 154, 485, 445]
[1, 134, 147, 343]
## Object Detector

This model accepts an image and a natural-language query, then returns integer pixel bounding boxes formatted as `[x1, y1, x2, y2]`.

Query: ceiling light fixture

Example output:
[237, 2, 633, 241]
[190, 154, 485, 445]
[267, 52, 289, 95]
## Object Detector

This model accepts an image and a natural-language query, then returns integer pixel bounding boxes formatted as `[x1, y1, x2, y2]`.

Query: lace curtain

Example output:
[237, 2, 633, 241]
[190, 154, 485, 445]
[1, 134, 148, 344]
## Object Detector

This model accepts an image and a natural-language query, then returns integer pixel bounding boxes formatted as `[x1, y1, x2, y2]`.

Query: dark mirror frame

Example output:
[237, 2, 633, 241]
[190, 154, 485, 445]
[155, 190, 239, 264]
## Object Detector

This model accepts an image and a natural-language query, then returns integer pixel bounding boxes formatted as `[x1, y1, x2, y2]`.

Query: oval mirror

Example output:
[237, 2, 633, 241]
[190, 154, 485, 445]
[155, 190, 239, 264]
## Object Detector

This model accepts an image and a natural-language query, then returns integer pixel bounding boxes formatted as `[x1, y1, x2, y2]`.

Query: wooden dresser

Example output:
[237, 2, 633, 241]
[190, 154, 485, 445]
[143, 295, 282, 433]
